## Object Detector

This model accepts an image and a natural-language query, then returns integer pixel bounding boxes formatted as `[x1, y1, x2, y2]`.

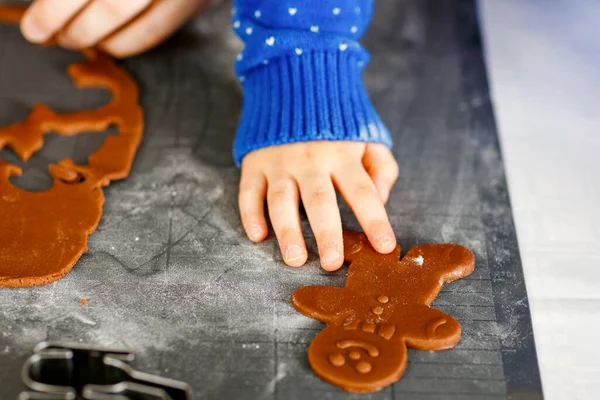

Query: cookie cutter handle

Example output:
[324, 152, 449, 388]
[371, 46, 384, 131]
[19, 393, 73, 400]
[83, 356, 192, 400]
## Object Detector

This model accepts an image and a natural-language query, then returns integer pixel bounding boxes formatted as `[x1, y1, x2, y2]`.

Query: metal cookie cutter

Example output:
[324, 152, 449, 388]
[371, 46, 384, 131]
[19, 342, 192, 400]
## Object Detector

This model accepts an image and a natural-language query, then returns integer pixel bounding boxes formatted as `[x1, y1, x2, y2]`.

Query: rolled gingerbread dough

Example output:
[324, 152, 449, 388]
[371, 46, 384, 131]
[0, 6, 144, 287]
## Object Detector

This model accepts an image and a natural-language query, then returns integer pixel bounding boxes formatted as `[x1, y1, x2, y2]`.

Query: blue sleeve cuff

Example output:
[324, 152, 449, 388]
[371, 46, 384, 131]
[233, 48, 392, 166]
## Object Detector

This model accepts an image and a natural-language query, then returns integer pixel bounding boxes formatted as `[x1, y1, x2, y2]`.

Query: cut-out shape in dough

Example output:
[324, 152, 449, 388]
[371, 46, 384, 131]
[291, 231, 475, 393]
[0, 6, 144, 287]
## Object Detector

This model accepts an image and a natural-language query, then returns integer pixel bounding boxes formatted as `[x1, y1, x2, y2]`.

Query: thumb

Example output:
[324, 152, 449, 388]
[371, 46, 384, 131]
[362, 143, 399, 204]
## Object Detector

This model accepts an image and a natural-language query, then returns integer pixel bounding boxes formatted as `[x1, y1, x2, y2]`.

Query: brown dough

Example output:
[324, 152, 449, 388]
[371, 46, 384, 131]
[291, 231, 475, 393]
[0, 5, 25, 23]
[0, 7, 143, 287]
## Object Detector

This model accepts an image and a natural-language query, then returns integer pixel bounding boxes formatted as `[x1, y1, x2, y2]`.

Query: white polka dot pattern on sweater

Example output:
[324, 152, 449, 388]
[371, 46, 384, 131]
[233, 0, 372, 73]
[231, 0, 391, 165]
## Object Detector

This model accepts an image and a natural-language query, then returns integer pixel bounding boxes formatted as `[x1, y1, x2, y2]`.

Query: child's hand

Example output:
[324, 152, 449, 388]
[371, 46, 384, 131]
[240, 142, 399, 271]
[20, 0, 207, 58]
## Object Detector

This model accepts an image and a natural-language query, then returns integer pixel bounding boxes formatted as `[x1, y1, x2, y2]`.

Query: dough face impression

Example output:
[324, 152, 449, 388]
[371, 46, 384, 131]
[0, 6, 144, 287]
[291, 231, 475, 393]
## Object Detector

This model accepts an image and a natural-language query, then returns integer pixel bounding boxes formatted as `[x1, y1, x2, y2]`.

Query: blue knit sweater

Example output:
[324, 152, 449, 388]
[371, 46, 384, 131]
[232, 0, 391, 165]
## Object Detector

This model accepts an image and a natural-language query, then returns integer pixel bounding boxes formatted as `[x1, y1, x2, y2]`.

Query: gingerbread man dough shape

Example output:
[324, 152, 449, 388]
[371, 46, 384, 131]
[291, 231, 475, 393]
[0, 6, 143, 287]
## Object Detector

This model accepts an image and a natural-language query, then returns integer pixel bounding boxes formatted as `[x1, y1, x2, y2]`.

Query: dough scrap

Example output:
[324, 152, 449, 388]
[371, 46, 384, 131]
[0, 6, 144, 287]
[291, 231, 475, 393]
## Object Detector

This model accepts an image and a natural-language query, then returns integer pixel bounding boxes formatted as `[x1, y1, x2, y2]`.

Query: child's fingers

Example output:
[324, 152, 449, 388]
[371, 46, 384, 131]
[99, 0, 203, 58]
[56, 0, 152, 49]
[266, 176, 307, 267]
[333, 165, 396, 254]
[297, 174, 344, 271]
[362, 143, 400, 204]
[21, 0, 90, 43]
[238, 169, 268, 243]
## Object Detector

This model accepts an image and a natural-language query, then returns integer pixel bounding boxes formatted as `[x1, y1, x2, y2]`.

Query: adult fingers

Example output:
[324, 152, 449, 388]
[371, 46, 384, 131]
[362, 143, 399, 204]
[267, 176, 307, 267]
[297, 173, 344, 271]
[99, 0, 203, 58]
[20, 0, 91, 43]
[56, 0, 152, 49]
[238, 168, 268, 243]
[333, 165, 396, 254]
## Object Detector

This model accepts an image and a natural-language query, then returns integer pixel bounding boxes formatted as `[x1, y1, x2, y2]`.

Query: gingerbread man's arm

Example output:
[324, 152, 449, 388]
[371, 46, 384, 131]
[400, 244, 475, 305]
[291, 286, 350, 325]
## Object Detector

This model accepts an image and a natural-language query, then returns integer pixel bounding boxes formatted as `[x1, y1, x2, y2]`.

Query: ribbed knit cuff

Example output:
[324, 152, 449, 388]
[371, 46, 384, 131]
[233, 49, 392, 166]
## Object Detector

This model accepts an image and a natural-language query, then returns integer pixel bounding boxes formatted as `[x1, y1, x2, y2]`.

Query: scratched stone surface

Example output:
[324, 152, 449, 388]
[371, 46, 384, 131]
[0, 1, 542, 399]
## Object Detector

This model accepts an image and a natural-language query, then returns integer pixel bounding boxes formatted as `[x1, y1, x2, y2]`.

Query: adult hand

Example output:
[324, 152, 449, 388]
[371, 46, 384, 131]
[20, 0, 210, 58]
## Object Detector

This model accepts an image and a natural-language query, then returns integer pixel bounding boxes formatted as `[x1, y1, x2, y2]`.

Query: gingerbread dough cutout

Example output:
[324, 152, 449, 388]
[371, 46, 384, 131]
[291, 231, 475, 393]
[0, 6, 143, 287]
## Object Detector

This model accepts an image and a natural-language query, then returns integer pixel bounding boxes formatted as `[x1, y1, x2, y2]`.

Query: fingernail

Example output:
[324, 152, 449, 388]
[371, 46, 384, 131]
[285, 245, 305, 263]
[321, 249, 342, 267]
[376, 235, 393, 251]
[21, 15, 46, 43]
[249, 225, 263, 241]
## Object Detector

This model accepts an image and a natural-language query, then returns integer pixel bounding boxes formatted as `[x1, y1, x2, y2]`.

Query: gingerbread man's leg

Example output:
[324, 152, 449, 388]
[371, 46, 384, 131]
[400, 305, 462, 351]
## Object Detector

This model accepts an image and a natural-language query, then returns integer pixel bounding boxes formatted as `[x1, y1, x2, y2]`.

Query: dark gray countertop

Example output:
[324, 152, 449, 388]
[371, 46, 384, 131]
[0, 1, 542, 398]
